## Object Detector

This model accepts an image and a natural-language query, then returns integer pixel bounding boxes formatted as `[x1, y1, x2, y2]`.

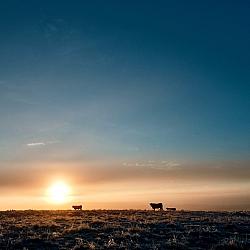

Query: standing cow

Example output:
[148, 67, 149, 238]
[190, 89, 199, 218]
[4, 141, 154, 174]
[72, 205, 82, 210]
[150, 203, 163, 211]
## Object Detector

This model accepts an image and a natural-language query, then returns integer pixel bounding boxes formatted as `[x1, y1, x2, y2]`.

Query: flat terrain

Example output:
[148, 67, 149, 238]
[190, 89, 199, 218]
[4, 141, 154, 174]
[0, 210, 249, 249]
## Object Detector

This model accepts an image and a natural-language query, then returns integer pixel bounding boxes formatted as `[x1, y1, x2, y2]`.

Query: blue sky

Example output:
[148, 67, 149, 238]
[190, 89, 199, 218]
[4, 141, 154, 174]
[0, 1, 249, 209]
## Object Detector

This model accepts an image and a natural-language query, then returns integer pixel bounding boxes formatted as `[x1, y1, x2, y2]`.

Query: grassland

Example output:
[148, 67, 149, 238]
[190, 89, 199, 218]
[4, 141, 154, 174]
[0, 210, 249, 249]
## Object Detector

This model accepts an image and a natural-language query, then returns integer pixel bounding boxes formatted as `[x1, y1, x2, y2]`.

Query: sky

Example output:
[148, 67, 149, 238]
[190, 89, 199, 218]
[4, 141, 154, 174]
[0, 1, 249, 210]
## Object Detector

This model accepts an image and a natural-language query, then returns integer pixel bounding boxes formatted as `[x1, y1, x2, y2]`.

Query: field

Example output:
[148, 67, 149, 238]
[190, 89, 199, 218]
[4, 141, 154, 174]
[0, 210, 249, 250]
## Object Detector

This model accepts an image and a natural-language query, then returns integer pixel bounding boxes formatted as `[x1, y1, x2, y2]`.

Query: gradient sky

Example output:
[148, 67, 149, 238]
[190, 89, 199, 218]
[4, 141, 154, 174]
[0, 1, 249, 210]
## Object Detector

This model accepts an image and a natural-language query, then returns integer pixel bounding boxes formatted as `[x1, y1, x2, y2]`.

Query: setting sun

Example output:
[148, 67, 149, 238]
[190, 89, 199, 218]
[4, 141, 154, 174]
[47, 181, 70, 204]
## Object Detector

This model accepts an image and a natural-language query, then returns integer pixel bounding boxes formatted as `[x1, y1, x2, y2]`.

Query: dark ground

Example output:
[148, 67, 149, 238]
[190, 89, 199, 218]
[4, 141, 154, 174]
[0, 210, 249, 249]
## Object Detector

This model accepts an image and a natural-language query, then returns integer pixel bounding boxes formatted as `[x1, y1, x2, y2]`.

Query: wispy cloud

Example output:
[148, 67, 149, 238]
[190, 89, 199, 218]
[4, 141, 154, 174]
[27, 142, 45, 147]
[122, 160, 181, 170]
[26, 141, 60, 147]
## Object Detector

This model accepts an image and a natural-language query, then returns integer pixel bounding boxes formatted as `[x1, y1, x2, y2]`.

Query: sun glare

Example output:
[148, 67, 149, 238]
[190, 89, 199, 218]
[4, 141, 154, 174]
[47, 181, 70, 204]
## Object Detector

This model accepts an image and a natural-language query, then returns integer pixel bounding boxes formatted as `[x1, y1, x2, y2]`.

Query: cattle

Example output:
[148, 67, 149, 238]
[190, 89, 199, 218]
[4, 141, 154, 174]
[150, 203, 163, 211]
[166, 207, 176, 211]
[72, 205, 82, 210]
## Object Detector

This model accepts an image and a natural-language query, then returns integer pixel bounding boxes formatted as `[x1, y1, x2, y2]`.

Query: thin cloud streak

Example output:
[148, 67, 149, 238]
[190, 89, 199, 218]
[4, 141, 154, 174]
[26, 141, 60, 147]
[27, 142, 46, 147]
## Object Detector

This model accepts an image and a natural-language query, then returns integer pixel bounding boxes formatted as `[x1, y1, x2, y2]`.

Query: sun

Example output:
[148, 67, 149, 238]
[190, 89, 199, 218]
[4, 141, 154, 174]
[47, 181, 70, 204]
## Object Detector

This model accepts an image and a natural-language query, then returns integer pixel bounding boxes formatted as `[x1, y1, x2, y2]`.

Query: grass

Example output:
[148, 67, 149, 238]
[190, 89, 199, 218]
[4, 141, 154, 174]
[0, 210, 249, 249]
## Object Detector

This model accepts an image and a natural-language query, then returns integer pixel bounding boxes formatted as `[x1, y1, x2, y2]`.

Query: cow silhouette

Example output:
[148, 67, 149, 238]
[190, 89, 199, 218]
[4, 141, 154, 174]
[72, 205, 82, 210]
[150, 203, 163, 211]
